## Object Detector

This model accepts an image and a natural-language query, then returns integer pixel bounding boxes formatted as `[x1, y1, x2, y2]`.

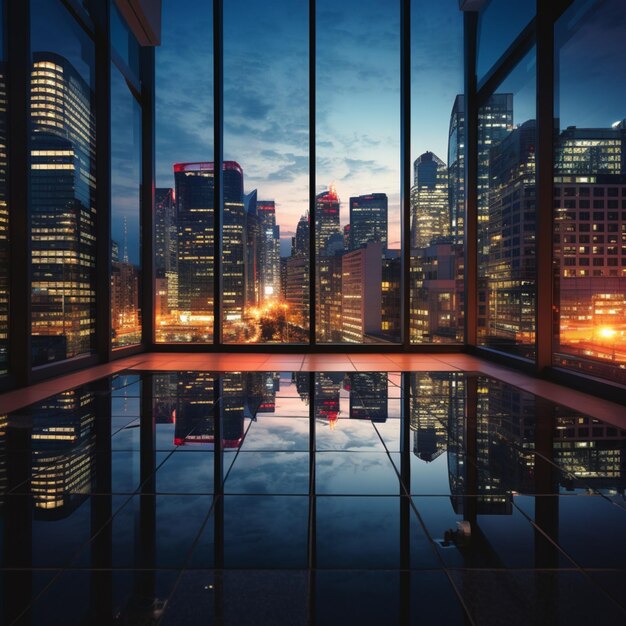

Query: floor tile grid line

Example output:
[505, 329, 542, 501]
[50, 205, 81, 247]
[510, 498, 626, 617]
[406, 495, 477, 626]
[220, 406, 256, 488]
[155, 496, 223, 626]
[6, 490, 138, 626]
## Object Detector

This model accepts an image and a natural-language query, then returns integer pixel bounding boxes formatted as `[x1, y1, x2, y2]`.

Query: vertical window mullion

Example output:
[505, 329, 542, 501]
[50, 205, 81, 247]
[309, 0, 316, 346]
[401, 0, 410, 348]
[535, 1, 554, 370]
[464, 10, 479, 347]
[7, 0, 31, 386]
[213, 0, 223, 346]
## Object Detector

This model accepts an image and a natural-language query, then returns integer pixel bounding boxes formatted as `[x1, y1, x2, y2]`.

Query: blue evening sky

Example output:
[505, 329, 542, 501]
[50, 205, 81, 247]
[151, 0, 625, 256]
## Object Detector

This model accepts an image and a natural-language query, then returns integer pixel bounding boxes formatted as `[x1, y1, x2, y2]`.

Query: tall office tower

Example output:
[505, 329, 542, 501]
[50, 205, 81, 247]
[341, 242, 383, 343]
[30, 53, 96, 366]
[315, 186, 340, 256]
[155, 187, 177, 315]
[556, 122, 626, 176]
[30, 388, 96, 516]
[314, 372, 343, 428]
[483, 120, 536, 354]
[410, 152, 448, 249]
[174, 372, 217, 445]
[316, 187, 342, 341]
[410, 241, 463, 343]
[280, 257, 287, 301]
[244, 190, 260, 309]
[111, 258, 140, 344]
[349, 193, 388, 251]
[349, 372, 388, 422]
[448, 94, 513, 246]
[410, 372, 455, 462]
[175, 162, 215, 318]
[343, 224, 350, 250]
[286, 214, 310, 332]
[174, 161, 245, 336]
[220, 372, 245, 448]
[553, 122, 626, 377]
[0, 63, 7, 374]
[381, 253, 401, 341]
[222, 163, 246, 335]
[293, 212, 310, 257]
[257, 201, 281, 302]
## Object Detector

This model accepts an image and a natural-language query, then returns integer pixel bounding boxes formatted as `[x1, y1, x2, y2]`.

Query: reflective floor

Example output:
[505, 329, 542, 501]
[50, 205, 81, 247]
[1, 370, 626, 625]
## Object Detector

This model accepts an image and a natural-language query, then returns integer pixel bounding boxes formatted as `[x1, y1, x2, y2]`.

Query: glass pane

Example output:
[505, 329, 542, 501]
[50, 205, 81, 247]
[316, 0, 400, 344]
[30, 0, 97, 366]
[553, 0, 626, 383]
[111, 2, 140, 82]
[476, 0, 535, 82]
[477, 49, 535, 359]
[111, 66, 141, 348]
[410, 0, 463, 344]
[0, 0, 7, 374]
[222, 0, 309, 344]
[155, 0, 213, 343]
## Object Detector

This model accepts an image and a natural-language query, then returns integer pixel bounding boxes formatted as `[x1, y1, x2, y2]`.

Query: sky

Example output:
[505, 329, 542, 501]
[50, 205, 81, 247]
[30, 0, 625, 267]
[155, 0, 465, 255]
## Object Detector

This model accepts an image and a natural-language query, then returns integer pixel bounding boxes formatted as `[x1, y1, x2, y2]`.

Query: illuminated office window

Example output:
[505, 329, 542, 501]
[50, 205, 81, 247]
[477, 49, 536, 360]
[553, 0, 626, 384]
[30, 0, 97, 366]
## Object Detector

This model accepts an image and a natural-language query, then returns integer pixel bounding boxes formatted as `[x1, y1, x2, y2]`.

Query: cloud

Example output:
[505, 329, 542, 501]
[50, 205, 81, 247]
[342, 157, 391, 180]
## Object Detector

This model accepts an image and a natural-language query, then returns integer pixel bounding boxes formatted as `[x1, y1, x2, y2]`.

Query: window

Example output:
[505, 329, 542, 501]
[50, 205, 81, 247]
[554, 0, 626, 383]
[477, 49, 536, 360]
[30, 0, 97, 366]
[110, 60, 142, 348]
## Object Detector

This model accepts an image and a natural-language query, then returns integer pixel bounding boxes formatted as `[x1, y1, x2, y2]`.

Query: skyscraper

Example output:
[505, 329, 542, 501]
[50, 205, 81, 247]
[349, 193, 388, 251]
[316, 187, 341, 341]
[315, 186, 340, 257]
[410, 152, 448, 249]
[257, 200, 281, 302]
[174, 162, 215, 318]
[341, 242, 383, 342]
[155, 187, 177, 315]
[174, 161, 245, 338]
[448, 93, 513, 246]
[244, 189, 260, 309]
[286, 214, 310, 331]
[30, 53, 97, 365]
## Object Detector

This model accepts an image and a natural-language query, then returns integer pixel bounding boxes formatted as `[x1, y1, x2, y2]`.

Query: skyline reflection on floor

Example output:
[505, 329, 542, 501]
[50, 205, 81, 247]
[1, 370, 625, 625]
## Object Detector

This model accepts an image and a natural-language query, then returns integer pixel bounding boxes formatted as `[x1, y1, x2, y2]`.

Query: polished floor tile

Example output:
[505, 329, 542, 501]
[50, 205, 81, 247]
[2, 366, 626, 624]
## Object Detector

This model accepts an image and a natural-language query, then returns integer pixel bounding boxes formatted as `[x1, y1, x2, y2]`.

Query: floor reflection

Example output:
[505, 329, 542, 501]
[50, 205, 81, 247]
[1, 370, 625, 624]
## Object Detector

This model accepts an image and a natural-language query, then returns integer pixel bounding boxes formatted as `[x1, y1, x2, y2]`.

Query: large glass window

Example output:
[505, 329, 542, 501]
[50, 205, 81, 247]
[477, 49, 536, 360]
[409, 0, 463, 344]
[553, 0, 626, 383]
[0, 0, 7, 374]
[316, 0, 401, 344]
[476, 0, 535, 83]
[223, 0, 309, 344]
[110, 65, 141, 349]
[155, 0, 213, 343]
[30, 0, 97, 366]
